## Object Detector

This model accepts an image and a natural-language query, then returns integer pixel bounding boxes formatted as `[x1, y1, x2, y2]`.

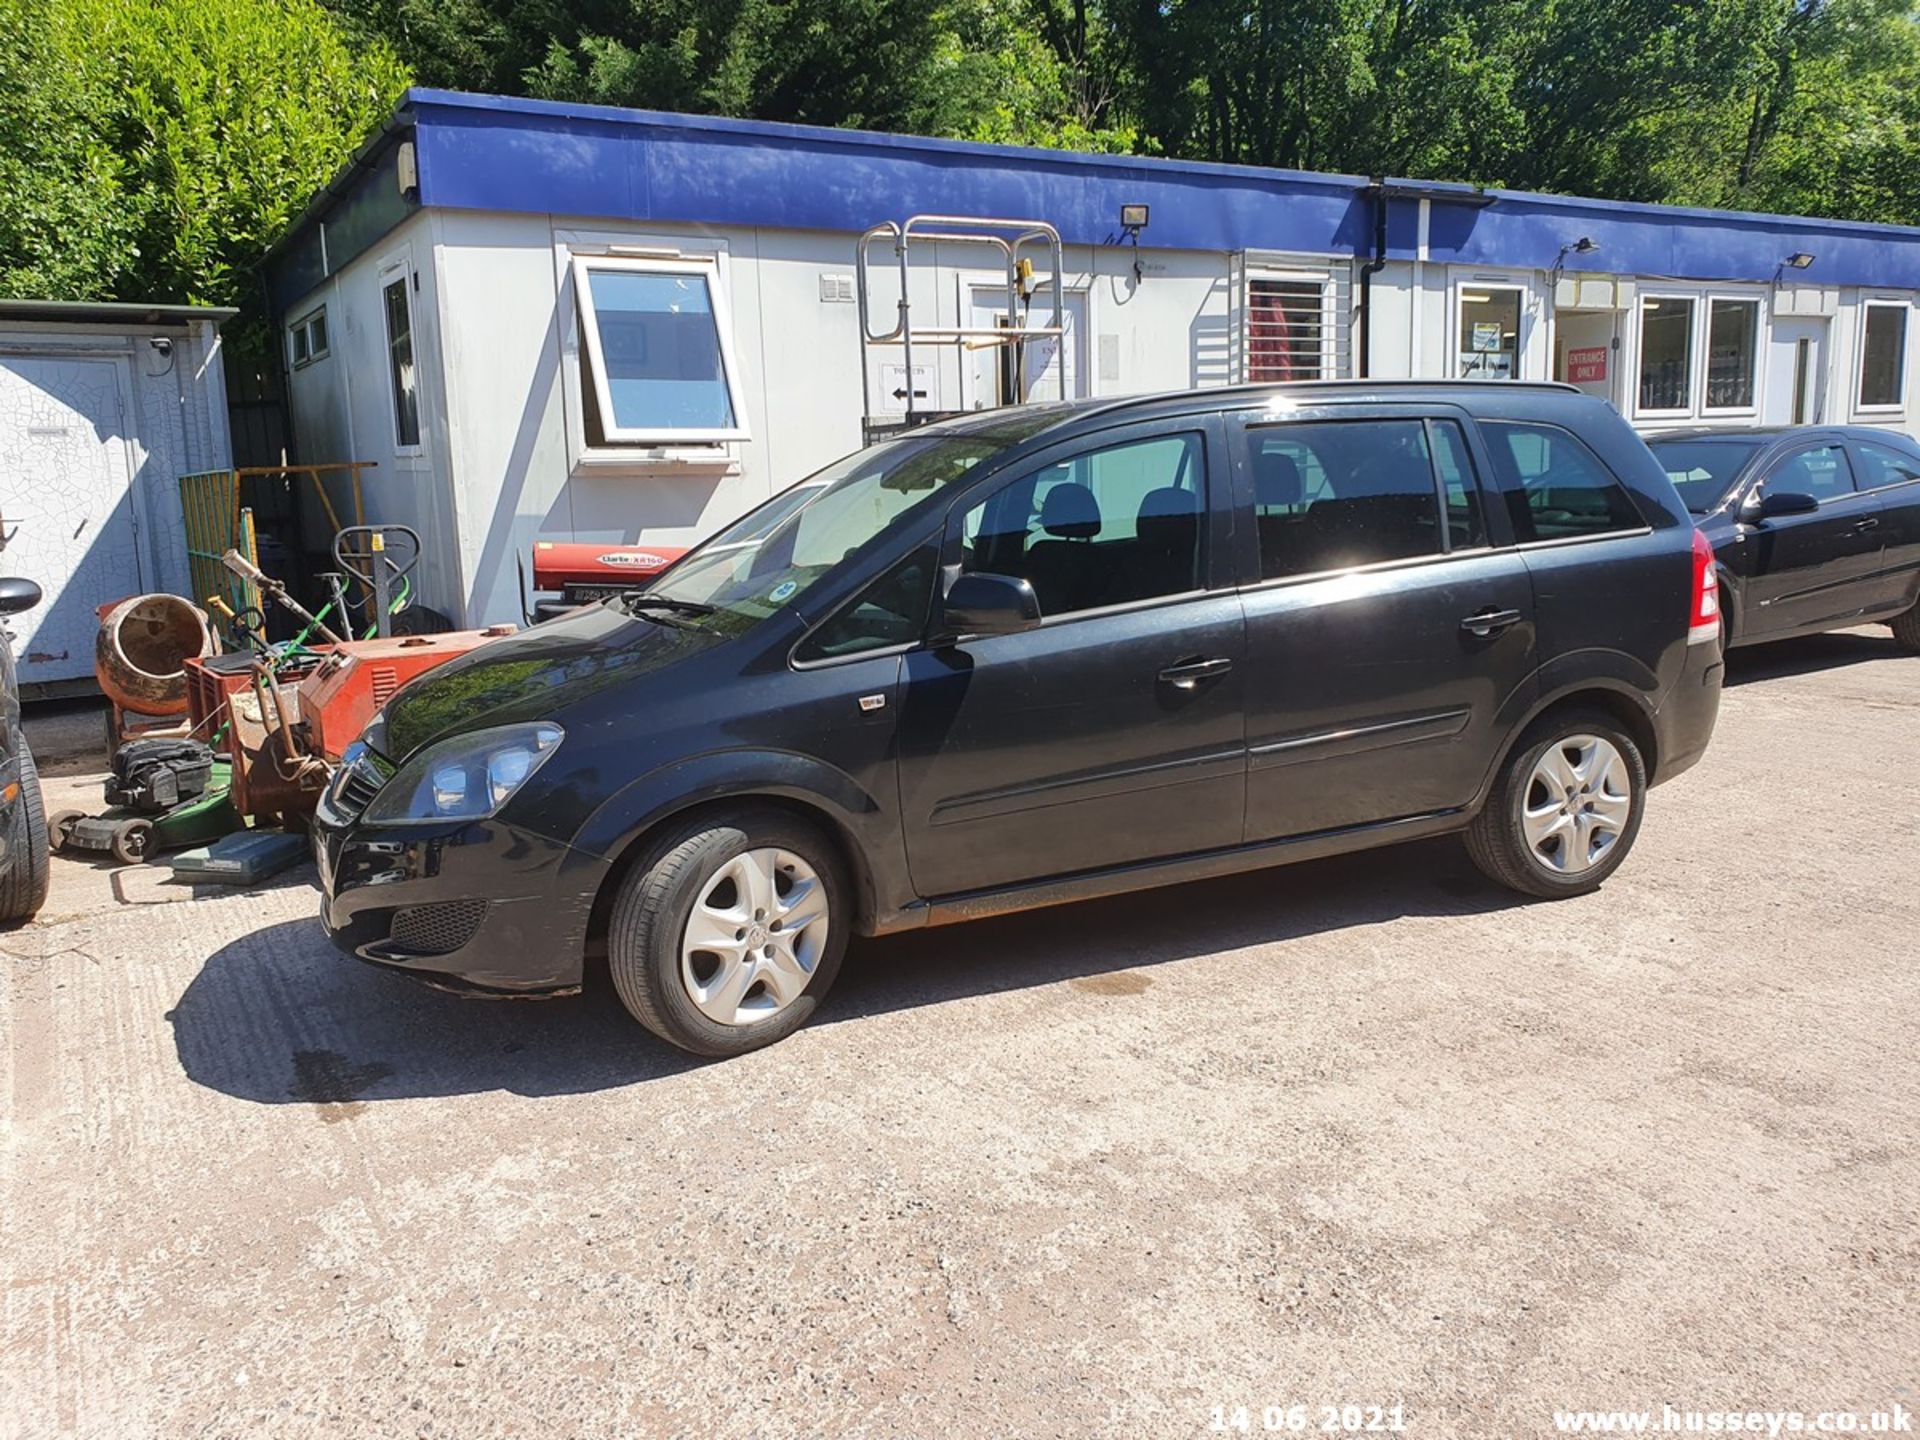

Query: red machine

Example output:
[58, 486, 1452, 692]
[183, 626, 517, 820]
[525, 541, 686, 621]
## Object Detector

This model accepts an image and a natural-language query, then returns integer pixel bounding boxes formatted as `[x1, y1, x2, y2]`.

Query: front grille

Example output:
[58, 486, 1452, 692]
[389, 899, 488, 956]
[323, 752, 386, 824]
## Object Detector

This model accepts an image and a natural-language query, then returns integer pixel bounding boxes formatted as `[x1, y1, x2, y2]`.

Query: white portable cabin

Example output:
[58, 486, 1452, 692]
[0, 300, 233, 692]
[266, 89, 1920, 629]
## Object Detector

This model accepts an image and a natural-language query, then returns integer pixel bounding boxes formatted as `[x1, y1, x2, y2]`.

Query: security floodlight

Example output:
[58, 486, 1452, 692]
[1120, 203, 1149, 234]
[1553, 236, 1600, 275]
[1786, 252, 1815, 269]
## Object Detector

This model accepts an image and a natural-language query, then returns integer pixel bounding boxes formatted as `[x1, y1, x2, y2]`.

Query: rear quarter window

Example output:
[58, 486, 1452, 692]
[1483, 421, 1647, 542]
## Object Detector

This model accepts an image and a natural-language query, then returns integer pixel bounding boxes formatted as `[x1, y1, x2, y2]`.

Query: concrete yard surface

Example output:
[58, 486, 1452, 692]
[4, 631, 1918, 1438]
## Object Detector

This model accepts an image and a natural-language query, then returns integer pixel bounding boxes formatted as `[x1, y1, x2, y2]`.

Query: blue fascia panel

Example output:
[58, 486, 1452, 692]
[369, 88, 1920, 292]
[409, 93, 1370, 258]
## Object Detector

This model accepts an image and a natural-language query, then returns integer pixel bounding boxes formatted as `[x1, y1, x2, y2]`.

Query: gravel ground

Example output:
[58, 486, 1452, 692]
[4, 629, 1918, 1439]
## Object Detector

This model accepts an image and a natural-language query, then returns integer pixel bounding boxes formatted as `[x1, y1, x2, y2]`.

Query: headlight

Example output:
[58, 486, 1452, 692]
[361, 722, 563, 825]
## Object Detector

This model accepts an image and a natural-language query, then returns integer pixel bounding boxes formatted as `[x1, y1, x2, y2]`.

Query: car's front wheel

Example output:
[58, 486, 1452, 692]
[1465, 710, 1647, 899]
[606, 805, 850, 1057]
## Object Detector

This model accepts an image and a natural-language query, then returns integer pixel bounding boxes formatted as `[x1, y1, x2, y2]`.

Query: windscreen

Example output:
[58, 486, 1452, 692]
[1647, 437, 1764, 514]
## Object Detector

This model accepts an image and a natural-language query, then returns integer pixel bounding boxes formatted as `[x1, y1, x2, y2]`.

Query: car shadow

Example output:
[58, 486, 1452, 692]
[169, 835, 1524, 1105]
[1724, 628, 1907, 686]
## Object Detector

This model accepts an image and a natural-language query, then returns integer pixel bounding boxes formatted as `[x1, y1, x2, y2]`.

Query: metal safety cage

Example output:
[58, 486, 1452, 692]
[856, 215, 1069, 441]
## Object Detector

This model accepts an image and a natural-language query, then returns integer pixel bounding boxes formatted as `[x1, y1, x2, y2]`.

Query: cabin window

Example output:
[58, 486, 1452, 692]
[573, 256, 748, 445]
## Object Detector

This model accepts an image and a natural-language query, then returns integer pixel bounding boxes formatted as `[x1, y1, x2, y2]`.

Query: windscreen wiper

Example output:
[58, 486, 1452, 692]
[618, 593, 716, 616]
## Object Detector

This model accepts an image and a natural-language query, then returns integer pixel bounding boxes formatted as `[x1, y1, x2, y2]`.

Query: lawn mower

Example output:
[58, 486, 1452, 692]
[49, 737, 239, 865]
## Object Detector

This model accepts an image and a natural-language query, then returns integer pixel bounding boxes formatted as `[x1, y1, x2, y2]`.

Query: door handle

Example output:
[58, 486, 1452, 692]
[1158, 656, 1233, 690]
[1853, 516, 1881, 532]
[1460, 607, 1524, 638]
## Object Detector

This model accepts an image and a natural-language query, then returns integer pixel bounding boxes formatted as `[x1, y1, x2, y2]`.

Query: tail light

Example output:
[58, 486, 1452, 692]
[1688, 526, 1720, 646]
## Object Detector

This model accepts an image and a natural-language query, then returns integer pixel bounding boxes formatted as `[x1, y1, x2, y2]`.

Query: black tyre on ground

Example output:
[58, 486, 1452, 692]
[1464, 708, 1648, 900]
[0, 734, 51, 923]
[1890, 600, 1920, 653]
[606, 804, 851, 1057]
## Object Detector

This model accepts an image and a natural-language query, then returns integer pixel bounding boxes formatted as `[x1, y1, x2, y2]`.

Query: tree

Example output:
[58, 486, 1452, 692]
[0, 0, 409, 357]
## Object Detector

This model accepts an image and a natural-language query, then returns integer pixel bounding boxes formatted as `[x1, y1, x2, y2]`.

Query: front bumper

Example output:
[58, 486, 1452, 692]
[314, 812, 609, 994]
[1652, 636, 1724, 787]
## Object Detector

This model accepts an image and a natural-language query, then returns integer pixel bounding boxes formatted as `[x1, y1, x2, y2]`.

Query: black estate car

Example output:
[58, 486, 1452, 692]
[315, 381, 1723, 1056]
[1645, 426, 1920, 651]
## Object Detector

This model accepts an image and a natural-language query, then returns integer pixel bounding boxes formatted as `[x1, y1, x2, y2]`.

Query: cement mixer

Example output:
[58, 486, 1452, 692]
[94, 593, 217, 744]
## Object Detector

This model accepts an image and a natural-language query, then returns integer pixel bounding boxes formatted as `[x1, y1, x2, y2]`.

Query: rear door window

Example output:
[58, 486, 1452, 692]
[1767, 443, 1856, 503]
[1247, 418, 1485, 579]
[1852, 439, 1920, 493]
[1483, 421, 1646, 542]
[958, 431, 1206, 617]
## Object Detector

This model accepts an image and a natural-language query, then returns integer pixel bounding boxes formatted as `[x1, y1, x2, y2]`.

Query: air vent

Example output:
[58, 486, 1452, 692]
[389, 900, 488, 956]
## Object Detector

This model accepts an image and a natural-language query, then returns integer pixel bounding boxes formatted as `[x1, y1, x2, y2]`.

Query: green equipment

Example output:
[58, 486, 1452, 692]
[50, 759, 240, 866]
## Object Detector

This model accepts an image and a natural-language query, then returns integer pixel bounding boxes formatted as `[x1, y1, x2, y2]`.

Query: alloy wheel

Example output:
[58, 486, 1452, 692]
[1521, 733, 1632, 875]
[678, 847, 831, 1026]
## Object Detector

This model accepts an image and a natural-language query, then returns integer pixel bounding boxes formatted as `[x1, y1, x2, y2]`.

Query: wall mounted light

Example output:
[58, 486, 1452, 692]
[1785, 252, 1816, 269]
[1552, 236, 1600, 278]
[1117, 203, 1150, 285]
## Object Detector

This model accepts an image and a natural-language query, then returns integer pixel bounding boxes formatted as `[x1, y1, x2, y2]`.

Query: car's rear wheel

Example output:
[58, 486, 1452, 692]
[606, 805, 849, 1057]
[1465, 710, 1647, 899]
[0, 733, 51, 924]
[1889, 598, 1920, 652]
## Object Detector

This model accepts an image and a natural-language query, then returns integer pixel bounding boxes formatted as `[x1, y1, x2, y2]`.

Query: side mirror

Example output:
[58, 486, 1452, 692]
[941, 571, 1042, 639]
[1741, 488, 1819, 523]
[0, 576, 41, 616]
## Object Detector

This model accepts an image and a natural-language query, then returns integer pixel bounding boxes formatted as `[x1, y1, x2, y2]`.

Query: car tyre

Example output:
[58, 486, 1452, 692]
[1465, 709, 1648, 900]
[1890, 599, 1920, 653]
[606, 805, 850, 1057]
[0, 734, 51, 923]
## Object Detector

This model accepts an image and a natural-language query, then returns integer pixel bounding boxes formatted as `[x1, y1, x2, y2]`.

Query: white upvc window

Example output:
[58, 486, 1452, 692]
[1636, 294, 1696, 415]
[289, 307, 329, 369]
[1857, 300, 1910, 413]
[1246, 270, 1334, 381]
[571, 254, 749, 445]
[377, 258, 421, 454]
[1702, 294, 1760, 415]
[1453, 281, 1527, 380]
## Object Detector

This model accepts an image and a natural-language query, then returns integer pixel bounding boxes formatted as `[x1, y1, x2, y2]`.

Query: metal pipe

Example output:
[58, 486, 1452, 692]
[1358, 177, 1388, 380]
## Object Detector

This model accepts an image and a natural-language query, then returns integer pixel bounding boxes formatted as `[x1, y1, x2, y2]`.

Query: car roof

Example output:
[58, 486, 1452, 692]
[1646, 424, 1915, 444]
[910, 379, 1584, 445]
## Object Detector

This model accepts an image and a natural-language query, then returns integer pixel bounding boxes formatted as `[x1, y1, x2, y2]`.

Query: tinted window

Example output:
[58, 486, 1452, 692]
[1250, 420, 1454, 578]
[1855, 439, 1920, 491]
[795, 545, 938, 661]
[1485, 422, 1646, 542]
[1767, 443, 1855, 503]
[1431, 420, 1488, 550]
[960, 432, 1204, 616]
[1647, 437, 1763, 513]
